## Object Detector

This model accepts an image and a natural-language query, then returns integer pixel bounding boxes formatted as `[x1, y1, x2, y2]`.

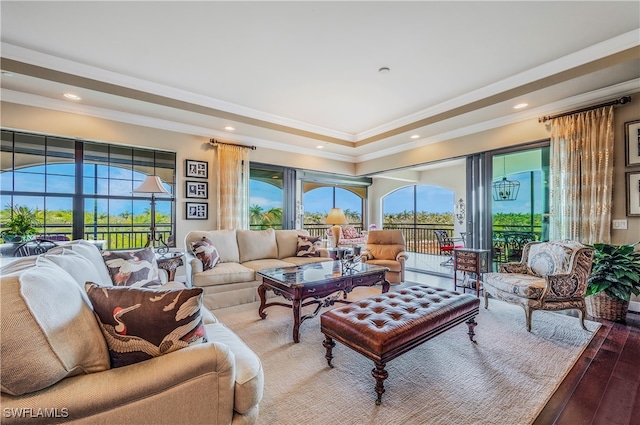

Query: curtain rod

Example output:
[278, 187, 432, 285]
[538, 96, 631, 123]
[209, 138, 257, 150]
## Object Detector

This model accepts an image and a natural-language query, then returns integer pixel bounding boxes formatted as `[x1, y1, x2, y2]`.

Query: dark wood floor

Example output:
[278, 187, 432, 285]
[533, 311, 640, 425]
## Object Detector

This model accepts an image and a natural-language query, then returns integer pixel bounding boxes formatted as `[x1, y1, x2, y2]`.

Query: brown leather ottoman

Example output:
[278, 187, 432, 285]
[320, 285, 480, 404]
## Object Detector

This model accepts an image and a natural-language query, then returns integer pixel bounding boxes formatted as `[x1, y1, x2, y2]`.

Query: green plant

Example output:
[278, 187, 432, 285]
[1, 205, 40, 240]
[586, 243, 640, 302]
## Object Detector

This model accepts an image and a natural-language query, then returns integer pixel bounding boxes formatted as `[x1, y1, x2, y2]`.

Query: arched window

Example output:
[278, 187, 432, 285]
[382, 184, 455, 253]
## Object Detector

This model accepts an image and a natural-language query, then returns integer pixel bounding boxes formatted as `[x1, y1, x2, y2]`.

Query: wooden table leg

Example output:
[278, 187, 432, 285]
[292, 298, 301, 343]
[258, 283, 268, 319]
[372, 361, 388, 405]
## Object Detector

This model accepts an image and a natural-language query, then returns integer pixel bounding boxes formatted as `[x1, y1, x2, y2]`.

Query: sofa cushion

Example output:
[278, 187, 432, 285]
[190, 236, 220, 271]
[241, 259, 297, 272]
[186, 230, 240, 263]
[102, 247, 162, 287]
[0, 257, 110, 396]
[237, 229, 278, 263]
[85, 284, 207, 368]
[275, 229, 309, 259]
[483, 272, 546, 299]
[192, 262, 256, 287]
[48, 240, 113, 286]
[296, 235, 322, 257]
[342, 226, 360, 239]
[43, 248, 105, 291]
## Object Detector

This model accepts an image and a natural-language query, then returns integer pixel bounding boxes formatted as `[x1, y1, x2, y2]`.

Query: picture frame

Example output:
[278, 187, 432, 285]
[186, 202, 208, 220]
[185, 159, 208, 179]
[624, 119, 640, 167]
[626, 172, 640, 216]
[185, 180, 208, 199]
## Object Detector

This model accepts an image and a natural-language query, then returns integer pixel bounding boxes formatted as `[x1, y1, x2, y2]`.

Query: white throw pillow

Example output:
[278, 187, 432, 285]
[44, 249, 105, 291]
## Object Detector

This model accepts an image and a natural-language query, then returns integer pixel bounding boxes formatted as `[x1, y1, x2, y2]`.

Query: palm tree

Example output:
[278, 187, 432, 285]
[249, 204, 264, 226]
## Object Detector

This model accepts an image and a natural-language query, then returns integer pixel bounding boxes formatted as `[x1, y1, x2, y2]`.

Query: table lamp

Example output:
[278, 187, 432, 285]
[133, 175, 170, 251]
[326, 208, 347, 247]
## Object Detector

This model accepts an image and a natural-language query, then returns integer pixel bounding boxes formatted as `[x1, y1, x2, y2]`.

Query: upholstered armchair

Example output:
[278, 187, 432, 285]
[361, 229, 408, 284]
[483, 240, 594, 332]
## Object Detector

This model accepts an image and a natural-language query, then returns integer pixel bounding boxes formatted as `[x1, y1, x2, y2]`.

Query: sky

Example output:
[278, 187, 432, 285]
[3, 165, 541, 218]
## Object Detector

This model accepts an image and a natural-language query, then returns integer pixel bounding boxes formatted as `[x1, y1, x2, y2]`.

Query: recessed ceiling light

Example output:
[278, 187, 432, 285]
[63, 93, 81, 101]
[410, 134, 420, 139]
[514, 103, 528, 109]
[316, 145, 324, 149]
[224, 126, 235, 131]
[378, 67, 391, 74]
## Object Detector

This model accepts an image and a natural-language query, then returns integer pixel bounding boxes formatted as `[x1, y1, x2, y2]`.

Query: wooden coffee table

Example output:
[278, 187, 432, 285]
[257, 261, 390, 343]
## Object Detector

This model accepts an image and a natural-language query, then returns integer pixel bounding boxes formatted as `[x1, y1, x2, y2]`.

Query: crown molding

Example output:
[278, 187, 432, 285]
[1, 42, 355, 143]
[355, 29, 640, 142]
[354, 78, 640, 162]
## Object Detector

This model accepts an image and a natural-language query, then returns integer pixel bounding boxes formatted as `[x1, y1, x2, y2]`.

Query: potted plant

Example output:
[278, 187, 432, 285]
[0, 205, 40, 243]
[585, 243, 640, 322]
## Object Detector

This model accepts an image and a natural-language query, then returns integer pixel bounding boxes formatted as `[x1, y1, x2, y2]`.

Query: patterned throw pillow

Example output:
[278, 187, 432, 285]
[342, 226, 360, 239]
[102, 247, 161, 287]
[190, 236, 220, 271]
[85, 284, 207, 368]
[296, 235, 321, 257]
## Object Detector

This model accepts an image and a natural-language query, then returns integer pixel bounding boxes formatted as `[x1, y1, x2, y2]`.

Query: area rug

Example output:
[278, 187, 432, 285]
[214, 290, 600, 425]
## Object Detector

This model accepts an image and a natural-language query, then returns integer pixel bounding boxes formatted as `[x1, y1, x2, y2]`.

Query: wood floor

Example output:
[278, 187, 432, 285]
[533, 311, 640, 425]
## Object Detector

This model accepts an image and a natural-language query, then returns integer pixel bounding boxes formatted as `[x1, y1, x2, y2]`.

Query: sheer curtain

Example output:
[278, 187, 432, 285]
[216, 143, 250, 230]
[548, 106, 614, 244]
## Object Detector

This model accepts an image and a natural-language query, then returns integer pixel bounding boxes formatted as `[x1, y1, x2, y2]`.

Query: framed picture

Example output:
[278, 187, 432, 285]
[627, 172, 640, 216]
[186, 202, 208, 220]
[185, 159, 208, 178]
[185, 180, 208, 199]
[625, 119, 640, 167]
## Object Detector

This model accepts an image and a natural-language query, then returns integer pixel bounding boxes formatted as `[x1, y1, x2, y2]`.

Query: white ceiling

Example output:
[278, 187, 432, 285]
[1, 1, 639, 166]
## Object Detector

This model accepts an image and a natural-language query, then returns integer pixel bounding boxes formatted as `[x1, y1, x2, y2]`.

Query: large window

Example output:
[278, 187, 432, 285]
[302, 182, 367, 238]
[249, 166, 285, 229]
[1, 130, 176, 249]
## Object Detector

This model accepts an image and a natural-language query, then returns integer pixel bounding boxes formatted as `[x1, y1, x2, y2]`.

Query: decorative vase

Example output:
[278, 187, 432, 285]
[585, 292, 629, 322]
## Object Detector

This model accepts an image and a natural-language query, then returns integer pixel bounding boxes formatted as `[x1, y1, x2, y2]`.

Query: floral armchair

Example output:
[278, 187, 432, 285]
[483, 240, 594, 332]
[325, 225, 366, 246]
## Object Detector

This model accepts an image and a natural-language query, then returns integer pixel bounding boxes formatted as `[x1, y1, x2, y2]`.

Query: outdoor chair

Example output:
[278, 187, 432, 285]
[483, 240, 594, 332]
[361, 229, 408, 284]
[13, 238, 59, 257]
[434, 229, 464, 266]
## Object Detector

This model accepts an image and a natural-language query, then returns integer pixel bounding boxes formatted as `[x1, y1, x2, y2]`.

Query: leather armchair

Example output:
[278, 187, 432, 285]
[483, 240, 594, 332]
[361, 230, 408, 284]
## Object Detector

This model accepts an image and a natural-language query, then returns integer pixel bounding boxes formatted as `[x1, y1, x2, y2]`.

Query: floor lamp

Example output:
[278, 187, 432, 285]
[133, 175, 170, 252]
[326, 208, 347, 248]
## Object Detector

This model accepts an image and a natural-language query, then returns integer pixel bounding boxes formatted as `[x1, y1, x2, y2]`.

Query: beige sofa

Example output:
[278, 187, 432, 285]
[0, 240, 263, 425]
[184, 229, 333, 310]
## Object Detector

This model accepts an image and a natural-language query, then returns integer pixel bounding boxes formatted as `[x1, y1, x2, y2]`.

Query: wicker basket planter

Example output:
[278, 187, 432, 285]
[585, 292, 629, 322]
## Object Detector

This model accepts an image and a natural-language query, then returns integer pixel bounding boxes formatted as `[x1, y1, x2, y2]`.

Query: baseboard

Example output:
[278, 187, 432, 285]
[629, 300, 640, 313]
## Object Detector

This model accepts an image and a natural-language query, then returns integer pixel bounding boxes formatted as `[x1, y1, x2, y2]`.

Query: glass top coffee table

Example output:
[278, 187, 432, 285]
[257, 261, 390, 343]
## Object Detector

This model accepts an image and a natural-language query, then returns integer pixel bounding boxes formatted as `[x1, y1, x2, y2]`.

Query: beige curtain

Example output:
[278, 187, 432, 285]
[216, 144, 250, 230]
[548, 106, 614, 244]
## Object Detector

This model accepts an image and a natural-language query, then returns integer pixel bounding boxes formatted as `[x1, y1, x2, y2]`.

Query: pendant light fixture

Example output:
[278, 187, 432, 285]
[492, 156, 520, 201]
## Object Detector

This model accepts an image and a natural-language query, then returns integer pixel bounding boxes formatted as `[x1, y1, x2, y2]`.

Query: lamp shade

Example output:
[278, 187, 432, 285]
[133, 176, 170, 194]
[326, 208, 347, 225]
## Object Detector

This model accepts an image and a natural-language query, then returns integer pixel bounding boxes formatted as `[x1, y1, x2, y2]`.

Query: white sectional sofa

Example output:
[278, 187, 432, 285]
[184, 229, 333, 310]
[0, 240, 263, 425]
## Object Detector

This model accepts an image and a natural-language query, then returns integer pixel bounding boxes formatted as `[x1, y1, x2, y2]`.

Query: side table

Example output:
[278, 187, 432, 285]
[156, 251, 184, 282]
[453, 248, 490, 297]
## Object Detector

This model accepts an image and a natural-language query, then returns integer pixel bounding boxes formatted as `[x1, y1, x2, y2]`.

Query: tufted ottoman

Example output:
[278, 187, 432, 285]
[320, 285, 480, 404]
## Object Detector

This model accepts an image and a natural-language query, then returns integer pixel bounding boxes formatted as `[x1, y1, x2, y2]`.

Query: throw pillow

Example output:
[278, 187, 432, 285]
[102, 247, 161, 287]
[190, 236, 220, 271]
[296, 235, 321, 257]
[342, 226, 360, 239]
[85, 284, 207, 368]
